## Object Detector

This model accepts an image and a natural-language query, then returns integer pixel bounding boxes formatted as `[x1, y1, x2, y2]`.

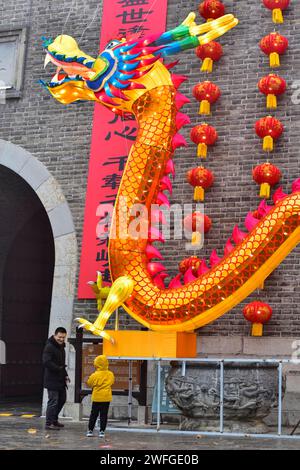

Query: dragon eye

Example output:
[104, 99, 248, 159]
[106, 40, 120, 50]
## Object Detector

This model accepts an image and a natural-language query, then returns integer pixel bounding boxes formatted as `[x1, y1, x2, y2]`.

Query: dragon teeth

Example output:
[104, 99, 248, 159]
[44, 54, 52, 69]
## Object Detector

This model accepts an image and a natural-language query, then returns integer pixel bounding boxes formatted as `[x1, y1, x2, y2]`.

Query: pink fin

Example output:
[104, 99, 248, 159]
[171, 74, 188, 89]
[176, 112, 191, 130]
[175, 92, 191, 110]
[153, 274, 166, 289]
[292, 178, 300, 193]
[145, 244, 164, 260]
[156, 191, 170, 207]
[151, 208, 167, 225]
[160, 175, 173, 194]
[133, 65, 154, 79]
[165, 60, 180, 70]
[147, 262, 166, 276]
[144, 46, 165, 54]
[245, 212, 260, 232]
[96, 92, 120, 106]
[160, 272, 169, 280]
[131, 45, 164, 55]
[169, 273, 183, 289]
[141, 33, 163, 47]
[224, 238, 235, 257]
[128, 82, 146, 90]
[148, 227, 165, 243]
[197, 259, 210, 276]
[139, 55, 160, 66]
[172, 133, 188, 151]
[210, 250, 221, 267]
[184, 267, 197, 285]
[109, 84, 130, 101]
[257, 200, 272, 218]
[165, 159, 175, 177]
[273, 186, 288, 204]
[232, 225, 247, 245]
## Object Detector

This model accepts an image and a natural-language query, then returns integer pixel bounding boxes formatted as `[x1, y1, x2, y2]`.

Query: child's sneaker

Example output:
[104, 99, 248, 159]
[86, 430, 94, 437]
[99, 431, 105, 438]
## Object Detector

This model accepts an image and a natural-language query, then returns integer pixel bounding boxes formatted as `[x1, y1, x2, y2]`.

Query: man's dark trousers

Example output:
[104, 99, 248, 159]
[46, 389, 66, 426]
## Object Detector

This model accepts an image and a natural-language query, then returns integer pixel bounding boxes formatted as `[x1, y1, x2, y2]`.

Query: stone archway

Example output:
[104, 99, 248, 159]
[0, 139, 78, 409]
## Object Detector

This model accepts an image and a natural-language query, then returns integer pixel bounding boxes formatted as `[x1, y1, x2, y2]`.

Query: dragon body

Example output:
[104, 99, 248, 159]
[41, 13, 300, 339]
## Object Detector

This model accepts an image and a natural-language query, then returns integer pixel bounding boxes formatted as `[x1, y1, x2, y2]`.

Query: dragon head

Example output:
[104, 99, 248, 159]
[41, 13, 238, 113]
[41, 33, 166, 113]
[41, 35, 126, 108]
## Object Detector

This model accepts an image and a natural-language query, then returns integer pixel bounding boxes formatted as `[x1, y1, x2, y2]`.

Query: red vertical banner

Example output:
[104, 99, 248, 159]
[78, 0, 168, 298]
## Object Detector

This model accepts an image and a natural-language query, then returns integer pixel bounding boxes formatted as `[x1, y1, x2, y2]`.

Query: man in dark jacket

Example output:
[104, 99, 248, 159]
[42, 327, 69, 430]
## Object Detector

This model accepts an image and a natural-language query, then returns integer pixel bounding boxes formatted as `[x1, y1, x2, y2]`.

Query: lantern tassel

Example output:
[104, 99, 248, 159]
[194, 186, 205, 201]
[267, 94, 277, 109]
[200, 100, 211, 115]
[260, 183, 271, 199]
[251, 323, 263, 337]
[272, 8, 284, 24]
[191, 232, 202, 246]
[197, 143, 208, 158]
[201, 58, 213, 73]
[270, 52, 280, 68]
[263, 135, 274, 152]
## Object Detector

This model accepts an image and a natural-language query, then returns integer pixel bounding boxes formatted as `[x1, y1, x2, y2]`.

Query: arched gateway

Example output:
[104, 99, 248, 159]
[0, 140, 77, 408]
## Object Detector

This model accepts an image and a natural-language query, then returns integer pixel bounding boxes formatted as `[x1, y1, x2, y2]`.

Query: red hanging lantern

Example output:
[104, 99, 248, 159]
[255, 116, 284, 152]
[243, 301, 273, 336]
[260, 32, 288, 68]
[258, 74, 286, 109]
[190, 123, 218, 158]
[187, 166, 215, 201]
[196, 41, 223, 73]
[184, 212, 212, 245]
[193, 81, 221, 115]
[262, 0, 290, 24]
[199, 0, 225, 21]
[179, 256, 201, 275]
[253, 163, 282, 198]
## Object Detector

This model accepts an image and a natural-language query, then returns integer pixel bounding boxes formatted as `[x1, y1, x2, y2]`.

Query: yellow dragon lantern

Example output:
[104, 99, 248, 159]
[41, 13, 300, 342]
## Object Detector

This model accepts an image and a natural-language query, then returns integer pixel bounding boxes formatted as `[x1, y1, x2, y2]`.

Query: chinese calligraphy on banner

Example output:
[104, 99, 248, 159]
[78, 0, 168, 298]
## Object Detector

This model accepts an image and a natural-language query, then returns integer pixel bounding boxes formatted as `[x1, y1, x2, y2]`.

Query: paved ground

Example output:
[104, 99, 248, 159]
[0, 415, 300, 450]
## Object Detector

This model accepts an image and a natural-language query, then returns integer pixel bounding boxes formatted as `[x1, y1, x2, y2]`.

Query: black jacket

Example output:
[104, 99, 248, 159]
[42, 336, 68, 390]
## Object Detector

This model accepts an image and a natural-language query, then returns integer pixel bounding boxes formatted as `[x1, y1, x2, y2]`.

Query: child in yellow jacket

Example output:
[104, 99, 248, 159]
[86, 355, 115, 438]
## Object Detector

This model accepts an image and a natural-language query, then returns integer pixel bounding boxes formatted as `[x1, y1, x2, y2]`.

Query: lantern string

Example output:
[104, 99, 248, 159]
[78, 4, 101, 46]
[61, 0, 76, 40]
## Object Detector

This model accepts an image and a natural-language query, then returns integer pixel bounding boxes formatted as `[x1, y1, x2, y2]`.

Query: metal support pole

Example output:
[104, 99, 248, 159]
[278, 361, 283, 436]
[115, 308, 119, 331]
[181, 361, 186, 377]
[128, 361, 133, 426]
[74, 327, 83, 403]
[157, 360, 161, 432]
[220, 360, 224, 434]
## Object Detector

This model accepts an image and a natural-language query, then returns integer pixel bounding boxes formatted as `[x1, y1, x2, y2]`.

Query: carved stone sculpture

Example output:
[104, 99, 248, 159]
[165, 362, 284, 433]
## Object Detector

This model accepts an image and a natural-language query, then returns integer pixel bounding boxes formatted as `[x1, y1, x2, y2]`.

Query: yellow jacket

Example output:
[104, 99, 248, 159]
[86, 355, 115, 402]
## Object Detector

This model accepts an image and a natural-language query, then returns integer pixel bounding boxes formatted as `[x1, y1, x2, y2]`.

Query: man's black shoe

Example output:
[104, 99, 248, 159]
[45, 424, 60, 431]
[53, 422, 64, 428]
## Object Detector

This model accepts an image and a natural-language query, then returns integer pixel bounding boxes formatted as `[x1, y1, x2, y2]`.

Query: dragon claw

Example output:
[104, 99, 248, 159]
[75, 318, 114, 343]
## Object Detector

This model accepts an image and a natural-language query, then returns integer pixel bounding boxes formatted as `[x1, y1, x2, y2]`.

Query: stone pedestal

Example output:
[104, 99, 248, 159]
[63, 403, 83, 421]
[165, 362, 284, 433]
[103, 331, 197, 358]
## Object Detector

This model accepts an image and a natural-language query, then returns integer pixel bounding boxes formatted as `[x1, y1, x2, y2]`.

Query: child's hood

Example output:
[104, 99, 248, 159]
[94, 355, 109, 371]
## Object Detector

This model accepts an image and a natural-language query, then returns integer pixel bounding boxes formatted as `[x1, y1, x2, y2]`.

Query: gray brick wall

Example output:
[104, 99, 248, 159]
[0, 0, 299, 337]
